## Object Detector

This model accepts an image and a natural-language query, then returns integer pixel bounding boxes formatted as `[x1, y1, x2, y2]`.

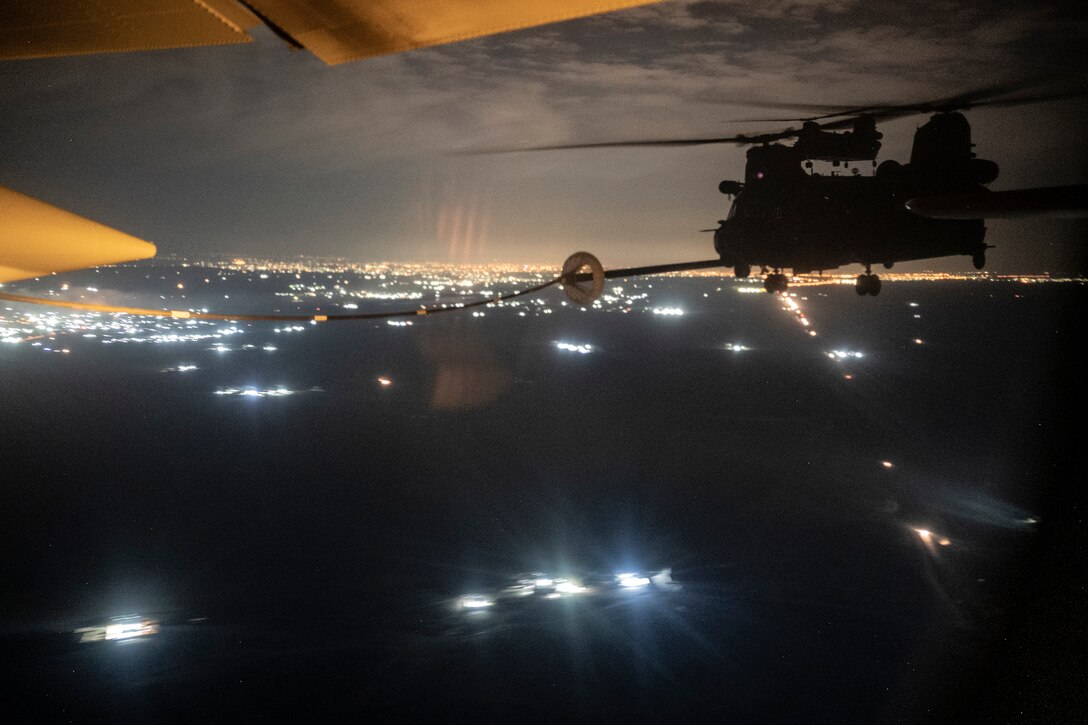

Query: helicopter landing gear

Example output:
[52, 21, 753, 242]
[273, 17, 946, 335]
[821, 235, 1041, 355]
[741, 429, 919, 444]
[972, 251, 986, 270]
[735, 263, 751, 279]
[855, 273, 882, 296]
[763, 272, 789, 294]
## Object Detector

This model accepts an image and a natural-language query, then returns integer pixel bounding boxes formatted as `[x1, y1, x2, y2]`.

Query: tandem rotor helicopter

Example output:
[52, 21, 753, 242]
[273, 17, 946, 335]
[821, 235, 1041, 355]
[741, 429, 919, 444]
[513, 81, 1088, 300]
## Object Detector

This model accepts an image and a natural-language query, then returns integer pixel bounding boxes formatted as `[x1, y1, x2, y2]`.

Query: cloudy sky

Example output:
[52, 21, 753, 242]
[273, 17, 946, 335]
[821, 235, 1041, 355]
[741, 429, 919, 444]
[1, 0, 1086, 272]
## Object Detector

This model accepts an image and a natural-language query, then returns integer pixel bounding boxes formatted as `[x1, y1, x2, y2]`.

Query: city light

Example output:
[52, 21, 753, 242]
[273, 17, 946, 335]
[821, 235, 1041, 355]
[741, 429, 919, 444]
[617, 573, 651, 588]
[213, 387, 309, 397]
[76, 616, 159, 643]
[556, 341, 593, 354]
[460, 595, 494, 609]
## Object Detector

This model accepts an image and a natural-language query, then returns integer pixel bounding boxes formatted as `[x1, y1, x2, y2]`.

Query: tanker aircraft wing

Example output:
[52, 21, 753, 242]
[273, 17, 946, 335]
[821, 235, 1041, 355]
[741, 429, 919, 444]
[0, 0, 657, 65]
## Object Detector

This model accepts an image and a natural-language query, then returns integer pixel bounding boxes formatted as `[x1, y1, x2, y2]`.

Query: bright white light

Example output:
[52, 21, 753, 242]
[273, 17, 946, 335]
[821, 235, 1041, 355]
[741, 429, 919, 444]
[556, 342, 592, 354]
[460, 595, 494, 609]
[914, 528, 933, 542]
[377, 376, 393, 387]
[652, 307, 684, 316]
[618, 573, 650, 588]
[828, 350, 864, 360]
[555, 581, 588, 594]
[724, 343, 750, 352]
[545, 592, 562, 599]
[881, 461, 893, 469]
[214, 387, 301, 398]
[535, 578, 554, 588]
[76, 617, 159, 643]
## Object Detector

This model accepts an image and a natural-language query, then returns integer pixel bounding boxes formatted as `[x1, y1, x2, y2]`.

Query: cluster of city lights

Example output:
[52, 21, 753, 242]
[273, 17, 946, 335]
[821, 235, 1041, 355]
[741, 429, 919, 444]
[458, 569, 677, 612]
[213, 386, 320, 397]
[827, 350, 865, 360]
[556, 341, 593, 354]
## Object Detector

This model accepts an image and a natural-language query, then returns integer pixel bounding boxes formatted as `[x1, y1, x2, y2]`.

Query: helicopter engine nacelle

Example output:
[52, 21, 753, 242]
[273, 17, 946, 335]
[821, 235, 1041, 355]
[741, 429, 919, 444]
[719, 180, 743, 195]
[970, 159, 999, 185]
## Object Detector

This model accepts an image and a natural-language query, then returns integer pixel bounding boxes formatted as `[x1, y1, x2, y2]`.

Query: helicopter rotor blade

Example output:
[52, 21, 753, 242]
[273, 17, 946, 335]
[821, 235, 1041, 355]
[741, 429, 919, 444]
[905, 184, 1088, 220]
[477, 77, 1085, 156]
[475, 129, 799, 153]
[724, 77, 1087, 126]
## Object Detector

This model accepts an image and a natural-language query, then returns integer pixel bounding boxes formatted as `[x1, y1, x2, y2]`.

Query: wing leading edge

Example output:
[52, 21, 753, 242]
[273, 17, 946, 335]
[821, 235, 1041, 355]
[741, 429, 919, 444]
[0, 0, 659, 64]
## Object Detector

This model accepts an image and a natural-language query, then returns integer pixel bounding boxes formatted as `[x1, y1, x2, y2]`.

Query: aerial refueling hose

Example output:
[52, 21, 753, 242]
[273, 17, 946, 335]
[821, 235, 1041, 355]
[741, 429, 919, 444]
[0, 254, 725, 322]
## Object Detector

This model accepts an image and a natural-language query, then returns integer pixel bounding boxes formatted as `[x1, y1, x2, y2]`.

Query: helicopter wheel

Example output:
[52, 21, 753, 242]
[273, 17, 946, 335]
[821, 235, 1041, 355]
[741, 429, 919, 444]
[763, 273, 789, 294]
[972, 251, 986, 270]
[867, 274, 882, 296]
[735, 263, 751, 279]
[855, 274, 869, 296]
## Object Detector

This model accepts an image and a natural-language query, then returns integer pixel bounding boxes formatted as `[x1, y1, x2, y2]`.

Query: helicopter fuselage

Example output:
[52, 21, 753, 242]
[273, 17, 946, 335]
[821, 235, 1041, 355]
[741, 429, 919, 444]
[714, 171, 988, 274]
[712, 113, 995, 289]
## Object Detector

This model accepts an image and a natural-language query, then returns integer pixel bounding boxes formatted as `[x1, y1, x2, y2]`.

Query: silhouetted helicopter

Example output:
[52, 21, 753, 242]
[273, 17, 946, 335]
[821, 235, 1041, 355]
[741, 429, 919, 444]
[503, 81, 1088, 298]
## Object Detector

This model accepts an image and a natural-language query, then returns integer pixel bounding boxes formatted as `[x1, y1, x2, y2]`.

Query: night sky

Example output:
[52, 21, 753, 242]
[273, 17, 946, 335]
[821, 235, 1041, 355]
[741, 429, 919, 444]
[1, 0, 1086, 271]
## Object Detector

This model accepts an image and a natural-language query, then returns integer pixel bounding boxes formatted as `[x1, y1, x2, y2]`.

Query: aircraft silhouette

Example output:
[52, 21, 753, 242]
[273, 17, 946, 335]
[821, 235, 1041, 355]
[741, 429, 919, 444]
[505, 80, 1087, 298]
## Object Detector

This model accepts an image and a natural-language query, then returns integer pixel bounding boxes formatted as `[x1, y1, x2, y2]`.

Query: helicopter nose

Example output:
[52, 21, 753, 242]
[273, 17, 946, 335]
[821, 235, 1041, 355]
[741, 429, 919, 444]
[713, 221, 730, 259]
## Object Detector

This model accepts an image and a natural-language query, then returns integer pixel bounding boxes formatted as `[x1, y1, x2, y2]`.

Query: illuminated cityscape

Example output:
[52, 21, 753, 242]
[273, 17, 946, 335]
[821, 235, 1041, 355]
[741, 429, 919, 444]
[0, 253, 1082, 722]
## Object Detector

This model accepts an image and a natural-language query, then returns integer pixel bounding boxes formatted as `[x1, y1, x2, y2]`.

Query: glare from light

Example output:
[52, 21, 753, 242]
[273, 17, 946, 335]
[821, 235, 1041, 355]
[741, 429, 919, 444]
[460, 595, 494, 609]
[881, 461, 894, 469]
[545, 592, 562, 599]
[555, 581, 588, 594]
[377, 376, 393, 386]
[535, 577, 554, 588]
[556, 342, 592, 354]
[77, 617, 159, 643]
[618, 573, 650, 588]
[652, 307, 684, 316]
